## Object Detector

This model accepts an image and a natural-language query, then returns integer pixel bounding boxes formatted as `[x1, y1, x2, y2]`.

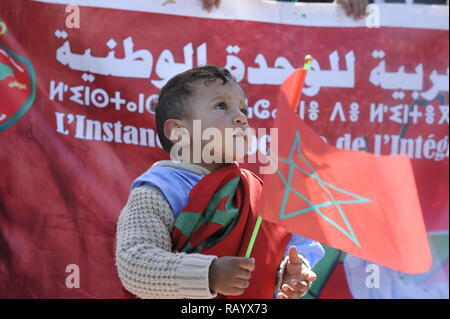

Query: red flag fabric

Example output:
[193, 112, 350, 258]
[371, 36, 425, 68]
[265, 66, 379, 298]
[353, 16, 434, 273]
[280, 68, 308, 113]
[257, 68, 433, 274]
[172, 163, 291, 298]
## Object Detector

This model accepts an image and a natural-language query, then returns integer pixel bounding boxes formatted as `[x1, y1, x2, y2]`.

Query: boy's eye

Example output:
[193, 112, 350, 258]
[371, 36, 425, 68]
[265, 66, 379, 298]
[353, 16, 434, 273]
[215, 102, 248, 116]
[215, 102, 227, 110]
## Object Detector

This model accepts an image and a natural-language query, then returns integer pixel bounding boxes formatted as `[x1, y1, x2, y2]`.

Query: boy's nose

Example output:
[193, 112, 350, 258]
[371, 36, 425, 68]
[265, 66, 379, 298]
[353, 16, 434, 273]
[233, 110, 248, 127]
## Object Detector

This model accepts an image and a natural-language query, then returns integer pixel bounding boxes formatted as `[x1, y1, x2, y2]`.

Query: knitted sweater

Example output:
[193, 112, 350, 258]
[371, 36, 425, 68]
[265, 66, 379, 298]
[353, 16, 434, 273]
[115, 161, 312, 299]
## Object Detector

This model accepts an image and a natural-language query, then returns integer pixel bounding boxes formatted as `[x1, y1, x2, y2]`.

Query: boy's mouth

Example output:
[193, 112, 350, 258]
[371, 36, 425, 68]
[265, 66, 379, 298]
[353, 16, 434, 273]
[233, 132, 248, 141]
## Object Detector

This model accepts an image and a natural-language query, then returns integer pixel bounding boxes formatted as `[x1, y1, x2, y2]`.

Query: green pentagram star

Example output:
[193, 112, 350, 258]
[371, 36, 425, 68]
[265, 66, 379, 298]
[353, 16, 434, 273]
[268, 130, 371, 247]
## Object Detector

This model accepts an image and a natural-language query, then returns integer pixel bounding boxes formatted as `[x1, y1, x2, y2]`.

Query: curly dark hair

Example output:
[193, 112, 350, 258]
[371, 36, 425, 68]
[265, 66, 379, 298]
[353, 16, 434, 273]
[155, 65, 236, 153]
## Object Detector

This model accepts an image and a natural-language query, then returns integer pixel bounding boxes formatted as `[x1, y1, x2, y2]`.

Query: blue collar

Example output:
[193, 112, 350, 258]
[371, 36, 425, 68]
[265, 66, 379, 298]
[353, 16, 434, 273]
[131, 165, 205, 218]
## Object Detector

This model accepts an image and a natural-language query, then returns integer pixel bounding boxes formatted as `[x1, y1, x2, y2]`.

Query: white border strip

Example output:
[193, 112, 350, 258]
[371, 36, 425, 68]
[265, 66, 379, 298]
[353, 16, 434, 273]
[34, 0, 449, 30]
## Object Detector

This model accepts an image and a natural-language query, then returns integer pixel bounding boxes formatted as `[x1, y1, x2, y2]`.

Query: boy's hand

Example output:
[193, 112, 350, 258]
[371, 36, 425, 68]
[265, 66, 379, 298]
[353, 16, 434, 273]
[278, 246, 317, 299]
[209, 256, 255, 296]
[202, 0, 221, 12]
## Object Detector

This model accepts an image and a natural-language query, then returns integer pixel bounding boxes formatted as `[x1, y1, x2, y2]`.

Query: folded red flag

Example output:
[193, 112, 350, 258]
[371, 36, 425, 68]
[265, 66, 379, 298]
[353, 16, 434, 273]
[280, 67, 308, 113]
[257, 67, 432, 274]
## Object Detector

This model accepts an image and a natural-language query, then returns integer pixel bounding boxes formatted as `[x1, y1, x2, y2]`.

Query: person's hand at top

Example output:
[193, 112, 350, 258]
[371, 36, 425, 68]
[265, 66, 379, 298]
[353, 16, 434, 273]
[334, 0, 369, 21]
[201, 0, 369, 21]
[202, 0, 221, 12]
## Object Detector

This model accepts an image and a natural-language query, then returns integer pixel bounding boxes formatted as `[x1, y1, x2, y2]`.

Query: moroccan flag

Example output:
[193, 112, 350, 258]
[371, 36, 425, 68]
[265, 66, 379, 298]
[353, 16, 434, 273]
[279, 56, 311, 113]
[256, 66, 432, 274]
[171, 163, 291, 299]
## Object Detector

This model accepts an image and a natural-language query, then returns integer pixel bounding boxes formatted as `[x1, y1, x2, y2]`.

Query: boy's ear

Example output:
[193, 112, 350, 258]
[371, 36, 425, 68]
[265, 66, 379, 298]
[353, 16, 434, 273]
[163, 119, 187, 143]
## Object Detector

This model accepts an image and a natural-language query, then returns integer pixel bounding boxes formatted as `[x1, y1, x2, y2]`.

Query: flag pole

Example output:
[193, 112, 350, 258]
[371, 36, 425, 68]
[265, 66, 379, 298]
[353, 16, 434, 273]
[244, 55, 313, 259]
[303, 54, 313, 70]
[244, 215, 263, 258]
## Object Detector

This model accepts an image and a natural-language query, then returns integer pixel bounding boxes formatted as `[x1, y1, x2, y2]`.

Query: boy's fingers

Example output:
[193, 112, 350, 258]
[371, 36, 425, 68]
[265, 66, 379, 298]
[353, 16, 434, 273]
[215, 0, 221, 8]
[236, 269, 252, 280]
[229, 287, 245, 296]
[238, 257, 255, 272]
[233, 278, 250, 289]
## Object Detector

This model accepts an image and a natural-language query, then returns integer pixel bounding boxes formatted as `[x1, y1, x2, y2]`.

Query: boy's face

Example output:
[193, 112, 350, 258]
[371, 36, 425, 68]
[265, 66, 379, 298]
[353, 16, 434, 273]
[171, 77, 251, 169]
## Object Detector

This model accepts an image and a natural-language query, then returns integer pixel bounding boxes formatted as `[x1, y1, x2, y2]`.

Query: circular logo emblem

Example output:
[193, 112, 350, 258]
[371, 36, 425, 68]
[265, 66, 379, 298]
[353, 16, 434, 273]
[0, 40, 36, 131]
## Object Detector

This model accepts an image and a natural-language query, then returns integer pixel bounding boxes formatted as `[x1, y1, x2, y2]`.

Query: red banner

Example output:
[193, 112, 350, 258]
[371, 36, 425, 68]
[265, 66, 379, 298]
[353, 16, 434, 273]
[0, 0, 448, 298]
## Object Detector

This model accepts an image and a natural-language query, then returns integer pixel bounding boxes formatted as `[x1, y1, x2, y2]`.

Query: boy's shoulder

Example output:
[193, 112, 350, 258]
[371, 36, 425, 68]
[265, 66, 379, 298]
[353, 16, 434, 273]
[131, 161, 206, 191]
[153, 160, 211, 176]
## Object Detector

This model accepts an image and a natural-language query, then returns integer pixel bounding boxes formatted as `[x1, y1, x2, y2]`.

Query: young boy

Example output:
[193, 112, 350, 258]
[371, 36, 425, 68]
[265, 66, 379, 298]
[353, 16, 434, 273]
[115, 65, 324, 299]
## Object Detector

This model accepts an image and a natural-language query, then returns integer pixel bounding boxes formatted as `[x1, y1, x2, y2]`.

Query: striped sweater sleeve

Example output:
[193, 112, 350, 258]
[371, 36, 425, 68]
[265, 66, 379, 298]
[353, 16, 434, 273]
[115, 185, 217, 299]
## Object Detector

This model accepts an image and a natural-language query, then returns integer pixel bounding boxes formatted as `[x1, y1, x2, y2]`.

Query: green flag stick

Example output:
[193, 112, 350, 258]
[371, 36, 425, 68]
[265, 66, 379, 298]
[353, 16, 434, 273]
[244, 215, 263, 258]
[244, 55, 313, 259]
